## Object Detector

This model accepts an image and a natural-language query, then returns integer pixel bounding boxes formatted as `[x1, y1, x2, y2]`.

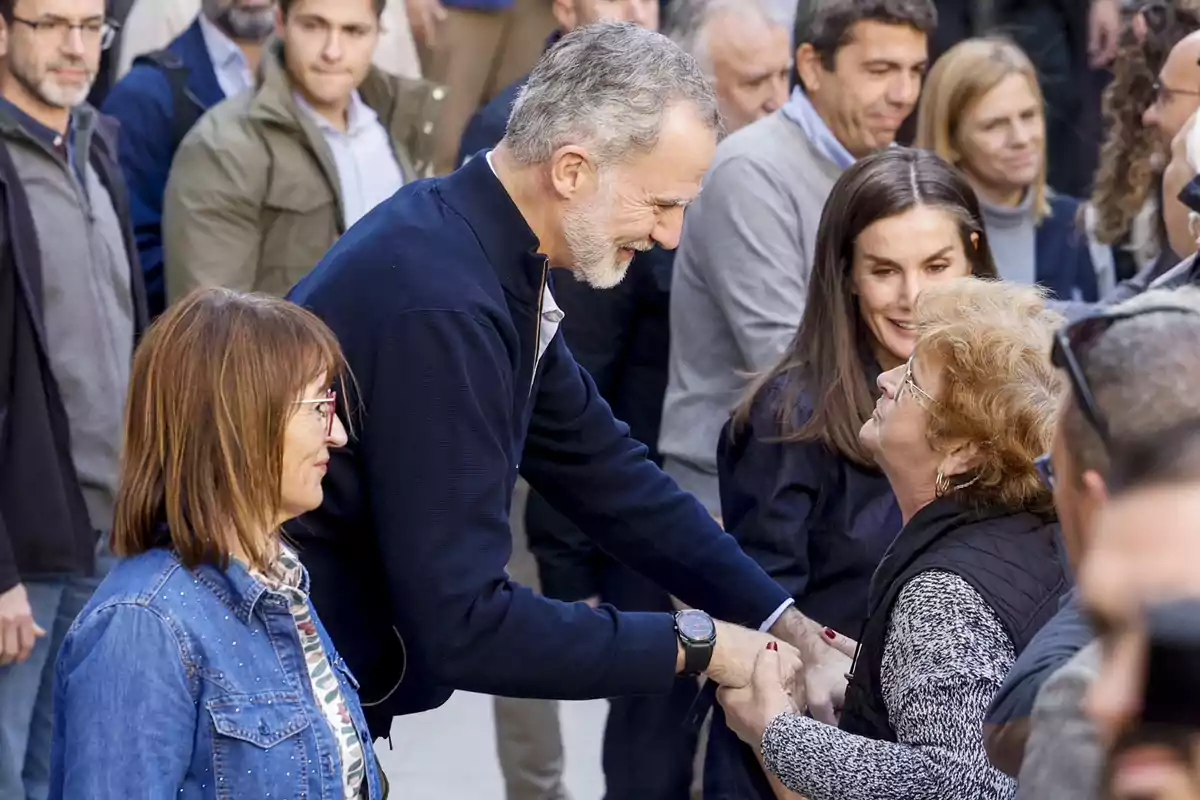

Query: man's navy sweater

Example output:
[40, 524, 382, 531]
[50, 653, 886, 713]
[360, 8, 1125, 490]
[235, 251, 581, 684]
[287, 155, 790, 722]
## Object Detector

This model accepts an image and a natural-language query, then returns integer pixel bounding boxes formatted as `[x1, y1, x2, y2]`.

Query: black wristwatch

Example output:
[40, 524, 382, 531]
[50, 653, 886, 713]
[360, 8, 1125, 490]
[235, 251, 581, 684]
[674, 609, 716, 676]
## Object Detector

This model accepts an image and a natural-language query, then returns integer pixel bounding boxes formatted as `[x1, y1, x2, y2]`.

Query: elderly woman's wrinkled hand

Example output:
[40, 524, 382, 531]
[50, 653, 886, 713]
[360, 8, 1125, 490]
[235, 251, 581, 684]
[717, 643, 805, 749]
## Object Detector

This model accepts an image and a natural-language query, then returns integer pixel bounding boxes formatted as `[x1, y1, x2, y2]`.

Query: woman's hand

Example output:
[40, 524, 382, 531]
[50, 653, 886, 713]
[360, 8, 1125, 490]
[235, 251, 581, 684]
[821, 626, 858, 660]
[797, 627, 859, 723]
[717, 643, 804, 749]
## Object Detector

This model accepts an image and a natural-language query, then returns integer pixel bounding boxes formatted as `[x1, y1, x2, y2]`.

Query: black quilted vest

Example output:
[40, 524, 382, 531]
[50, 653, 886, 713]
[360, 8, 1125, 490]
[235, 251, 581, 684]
[839, 497, 1069, 742]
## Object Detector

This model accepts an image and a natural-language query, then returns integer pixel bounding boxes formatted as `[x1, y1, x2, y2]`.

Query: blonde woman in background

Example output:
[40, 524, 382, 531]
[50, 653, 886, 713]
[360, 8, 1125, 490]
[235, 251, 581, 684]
[916, 37, 1100, 302]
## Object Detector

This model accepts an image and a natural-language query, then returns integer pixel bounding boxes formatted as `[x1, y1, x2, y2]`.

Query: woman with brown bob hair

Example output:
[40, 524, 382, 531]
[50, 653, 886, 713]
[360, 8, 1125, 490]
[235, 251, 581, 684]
[719, 278, 1071, 800]
[48, 290, 385, 799]
[706, 148, 997, 800]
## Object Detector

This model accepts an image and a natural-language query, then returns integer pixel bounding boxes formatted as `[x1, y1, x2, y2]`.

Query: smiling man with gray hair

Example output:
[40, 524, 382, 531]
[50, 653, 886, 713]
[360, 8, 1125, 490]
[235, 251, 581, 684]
[286, 21, 850, 739]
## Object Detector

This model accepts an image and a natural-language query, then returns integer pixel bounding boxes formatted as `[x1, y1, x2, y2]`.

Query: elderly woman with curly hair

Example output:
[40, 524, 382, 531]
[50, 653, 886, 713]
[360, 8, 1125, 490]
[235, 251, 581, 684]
[717, 278, 1071, 800]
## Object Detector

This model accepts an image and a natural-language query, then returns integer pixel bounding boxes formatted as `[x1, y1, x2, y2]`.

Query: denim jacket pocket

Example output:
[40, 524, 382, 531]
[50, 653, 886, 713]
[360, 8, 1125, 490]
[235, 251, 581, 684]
[206, 691, 313, 799]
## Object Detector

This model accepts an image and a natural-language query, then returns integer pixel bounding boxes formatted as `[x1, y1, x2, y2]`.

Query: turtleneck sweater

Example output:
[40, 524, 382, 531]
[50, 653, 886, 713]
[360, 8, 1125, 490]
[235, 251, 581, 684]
[976, 188, 1038, 286]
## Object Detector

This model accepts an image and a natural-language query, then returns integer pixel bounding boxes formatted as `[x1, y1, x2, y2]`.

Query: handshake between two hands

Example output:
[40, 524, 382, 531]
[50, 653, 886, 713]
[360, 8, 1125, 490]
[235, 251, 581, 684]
[708, 619, 857, 750]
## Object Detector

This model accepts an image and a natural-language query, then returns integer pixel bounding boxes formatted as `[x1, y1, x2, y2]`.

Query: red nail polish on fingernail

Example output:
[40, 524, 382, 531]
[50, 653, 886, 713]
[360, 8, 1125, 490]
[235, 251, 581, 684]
[822, 628, 837, 640]
[766, 641, 778, 651]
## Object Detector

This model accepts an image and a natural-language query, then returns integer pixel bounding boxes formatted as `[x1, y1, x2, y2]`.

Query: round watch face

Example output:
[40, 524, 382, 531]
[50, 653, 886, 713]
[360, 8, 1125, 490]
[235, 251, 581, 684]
[677, 610, 715, 642]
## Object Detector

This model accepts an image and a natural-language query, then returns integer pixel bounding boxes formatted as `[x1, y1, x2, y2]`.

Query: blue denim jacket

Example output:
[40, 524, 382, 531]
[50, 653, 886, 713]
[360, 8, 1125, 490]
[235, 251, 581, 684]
[48, 546, 384, 799]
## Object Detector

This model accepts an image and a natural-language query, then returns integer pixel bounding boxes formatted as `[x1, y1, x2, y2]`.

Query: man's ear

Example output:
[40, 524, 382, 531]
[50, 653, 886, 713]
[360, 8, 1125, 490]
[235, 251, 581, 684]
[547, 145, 597, 201]
[794, 43, 822, 95]
[0, 17, 9, 61]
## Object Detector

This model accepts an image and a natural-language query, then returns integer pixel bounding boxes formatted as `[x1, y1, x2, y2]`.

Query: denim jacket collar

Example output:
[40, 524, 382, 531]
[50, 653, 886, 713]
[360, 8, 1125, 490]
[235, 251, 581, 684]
[185, 550, 311, 626]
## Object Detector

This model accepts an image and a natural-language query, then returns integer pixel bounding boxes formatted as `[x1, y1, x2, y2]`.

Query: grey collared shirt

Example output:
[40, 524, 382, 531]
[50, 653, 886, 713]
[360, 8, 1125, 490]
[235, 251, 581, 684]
[295, 90, 405, 229]
[197, 14, 254, 99]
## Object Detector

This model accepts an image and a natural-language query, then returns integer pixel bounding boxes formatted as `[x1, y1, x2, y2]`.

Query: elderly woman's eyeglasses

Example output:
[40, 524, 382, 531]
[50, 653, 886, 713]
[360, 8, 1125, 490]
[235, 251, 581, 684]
[898, 355, 937, 407]
[294, 389, 338, 437]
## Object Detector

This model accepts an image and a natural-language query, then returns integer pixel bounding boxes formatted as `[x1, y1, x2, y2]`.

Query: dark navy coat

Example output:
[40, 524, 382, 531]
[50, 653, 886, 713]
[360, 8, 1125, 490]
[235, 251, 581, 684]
[457, 54, 676, 595]
[285, 155, 791, 732]
[1036, 194, 1100, 302]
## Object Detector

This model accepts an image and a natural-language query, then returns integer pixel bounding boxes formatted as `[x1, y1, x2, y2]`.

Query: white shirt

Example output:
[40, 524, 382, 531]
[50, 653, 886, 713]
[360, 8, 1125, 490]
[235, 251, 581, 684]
[196, 14, 254, 99]
[295, 91, 405, 230]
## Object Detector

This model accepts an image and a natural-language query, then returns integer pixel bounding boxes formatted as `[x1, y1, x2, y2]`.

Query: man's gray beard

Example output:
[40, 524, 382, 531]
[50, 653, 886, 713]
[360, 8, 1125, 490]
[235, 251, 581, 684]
[218, 7, 276, 41]
[11, 62, 93, 110]
[562, 207, 626, 289]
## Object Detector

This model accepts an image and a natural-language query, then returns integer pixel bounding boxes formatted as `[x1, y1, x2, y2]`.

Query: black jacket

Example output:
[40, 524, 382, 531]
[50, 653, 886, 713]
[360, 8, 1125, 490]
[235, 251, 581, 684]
[0, 110, 148, 594]
[840, 497, 1070, 742]
[717, 374, 901, 636]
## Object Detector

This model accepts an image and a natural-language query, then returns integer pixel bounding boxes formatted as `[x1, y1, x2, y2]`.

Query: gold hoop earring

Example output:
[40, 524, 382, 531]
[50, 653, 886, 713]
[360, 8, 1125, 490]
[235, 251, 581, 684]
[936, 468, 981, 497]
[935, 468, 951, 497]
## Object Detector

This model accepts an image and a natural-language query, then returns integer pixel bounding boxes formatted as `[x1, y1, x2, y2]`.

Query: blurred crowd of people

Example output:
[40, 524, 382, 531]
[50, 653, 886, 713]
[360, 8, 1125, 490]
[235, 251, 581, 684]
[3, 0, 1200, 799]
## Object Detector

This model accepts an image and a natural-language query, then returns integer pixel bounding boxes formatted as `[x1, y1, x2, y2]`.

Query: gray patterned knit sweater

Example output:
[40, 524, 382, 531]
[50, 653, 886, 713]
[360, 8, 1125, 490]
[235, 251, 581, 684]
[760, 570, 1018, 800]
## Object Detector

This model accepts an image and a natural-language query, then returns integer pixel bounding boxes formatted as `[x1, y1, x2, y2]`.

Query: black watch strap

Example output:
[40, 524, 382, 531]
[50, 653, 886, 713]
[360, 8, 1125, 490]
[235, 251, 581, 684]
[675, 610, 716, 676]
[682, 638, 714, 676]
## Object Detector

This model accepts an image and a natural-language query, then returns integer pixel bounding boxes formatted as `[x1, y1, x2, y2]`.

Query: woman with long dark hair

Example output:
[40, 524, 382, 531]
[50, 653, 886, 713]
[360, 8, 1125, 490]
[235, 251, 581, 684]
[704, 148, 999, 800]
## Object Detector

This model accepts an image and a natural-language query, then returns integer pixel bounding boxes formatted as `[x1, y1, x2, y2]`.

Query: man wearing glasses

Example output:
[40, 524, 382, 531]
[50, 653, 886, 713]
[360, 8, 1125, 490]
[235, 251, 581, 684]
[982, 289, 1200, 795]
[0, 1, 147, 797]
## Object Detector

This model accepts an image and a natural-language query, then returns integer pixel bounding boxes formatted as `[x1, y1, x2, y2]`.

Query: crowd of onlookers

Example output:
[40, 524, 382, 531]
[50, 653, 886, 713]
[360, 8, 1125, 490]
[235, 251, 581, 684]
[4, 0, 1200, 798]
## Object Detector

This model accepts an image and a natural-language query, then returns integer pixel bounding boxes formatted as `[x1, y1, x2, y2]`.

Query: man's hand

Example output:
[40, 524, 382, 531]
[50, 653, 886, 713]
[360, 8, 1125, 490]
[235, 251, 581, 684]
[770, 608, 852, 724]
[698, 620, 800, 689]
[406, 0, 448, 50]
[717, 643, 803, 748]
[0, 583, 45, 666]
[1089, 0, 1121, 68]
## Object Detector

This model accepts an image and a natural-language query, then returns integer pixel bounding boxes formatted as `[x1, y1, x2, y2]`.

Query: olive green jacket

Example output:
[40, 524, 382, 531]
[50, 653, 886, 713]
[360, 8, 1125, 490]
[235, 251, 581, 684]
[163, 41, 445, 301]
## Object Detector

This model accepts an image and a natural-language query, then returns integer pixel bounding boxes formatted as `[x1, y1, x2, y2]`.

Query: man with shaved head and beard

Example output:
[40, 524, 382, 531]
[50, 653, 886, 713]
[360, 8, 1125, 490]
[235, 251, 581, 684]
[102, 0, 277, 317]
[0, 0, 147, 797]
